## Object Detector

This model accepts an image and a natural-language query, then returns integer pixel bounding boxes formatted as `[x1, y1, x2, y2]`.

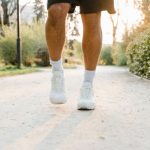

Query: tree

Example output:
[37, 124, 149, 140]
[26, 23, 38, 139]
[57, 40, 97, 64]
[109, 10, 120, 46]
[0, 0, 17, 26]
[109, 0, 120, 46]
[123, 0, 150, 47]
[121, 0, 130, 47]
[136, 0, 150, 28]
[0, 3, 4, 36]
[65, 11, 80, 61]
[0, 0, 30, 26]
[67, 13, 80, 50]
[33, 0, 45, 22]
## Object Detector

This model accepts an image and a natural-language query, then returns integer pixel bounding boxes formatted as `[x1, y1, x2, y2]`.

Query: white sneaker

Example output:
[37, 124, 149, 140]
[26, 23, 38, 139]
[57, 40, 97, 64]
[50, 70, 67, 104]
[78, 82, 95, 110]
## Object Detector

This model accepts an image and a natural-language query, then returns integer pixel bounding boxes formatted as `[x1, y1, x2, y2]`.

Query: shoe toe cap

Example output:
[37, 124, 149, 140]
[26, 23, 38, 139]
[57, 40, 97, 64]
[78, 100, 95, 110]
[50, 93, 67, 104]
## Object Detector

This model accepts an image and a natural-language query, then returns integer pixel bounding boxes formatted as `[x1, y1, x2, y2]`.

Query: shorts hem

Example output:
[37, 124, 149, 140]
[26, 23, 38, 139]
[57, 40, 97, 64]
[47, 0, 116, 14]
[47, 1, 77, 13]
[80, 9, 116, 14]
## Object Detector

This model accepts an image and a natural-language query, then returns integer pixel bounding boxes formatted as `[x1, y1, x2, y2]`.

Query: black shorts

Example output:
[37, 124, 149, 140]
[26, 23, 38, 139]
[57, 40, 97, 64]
[47, 0, 116, 14]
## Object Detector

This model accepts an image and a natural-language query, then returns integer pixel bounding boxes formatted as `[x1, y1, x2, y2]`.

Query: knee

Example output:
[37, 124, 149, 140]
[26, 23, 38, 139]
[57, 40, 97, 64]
[82, 13, 101, 33]
[47, 4, 69, 26]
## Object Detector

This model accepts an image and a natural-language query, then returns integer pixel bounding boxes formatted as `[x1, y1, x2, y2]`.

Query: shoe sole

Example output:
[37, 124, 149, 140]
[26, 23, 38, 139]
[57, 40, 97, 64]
[50, 96, 67, 104]
[77, 102, 95, 110]
[50, 100, 67, 104]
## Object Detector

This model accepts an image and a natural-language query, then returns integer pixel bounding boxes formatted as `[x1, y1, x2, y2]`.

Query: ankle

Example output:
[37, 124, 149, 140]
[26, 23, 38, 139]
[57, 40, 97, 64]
[50, 59, 64, 71]
[83, 70, 95, 85]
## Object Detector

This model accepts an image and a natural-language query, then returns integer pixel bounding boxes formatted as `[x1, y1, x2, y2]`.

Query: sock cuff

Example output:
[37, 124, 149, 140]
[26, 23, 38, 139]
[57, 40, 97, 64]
[50, 59, 63, 71]
[84, 70, 96, 76]
[83, 69, 96, 83]
[50, 59, 62, 65]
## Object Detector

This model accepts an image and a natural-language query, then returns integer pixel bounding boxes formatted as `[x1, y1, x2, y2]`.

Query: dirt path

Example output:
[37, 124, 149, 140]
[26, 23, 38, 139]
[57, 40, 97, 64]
[0, 66, 150, 150]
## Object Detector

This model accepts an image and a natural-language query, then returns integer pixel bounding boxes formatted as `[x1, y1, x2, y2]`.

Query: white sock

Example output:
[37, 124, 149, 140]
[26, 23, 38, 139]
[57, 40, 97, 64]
[50, 59, 63, 72]
[83, 70, 95, 85]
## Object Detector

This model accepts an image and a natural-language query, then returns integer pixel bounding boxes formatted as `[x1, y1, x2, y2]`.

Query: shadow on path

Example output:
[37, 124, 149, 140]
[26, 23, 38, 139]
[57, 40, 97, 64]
[37, 110, 93, 150]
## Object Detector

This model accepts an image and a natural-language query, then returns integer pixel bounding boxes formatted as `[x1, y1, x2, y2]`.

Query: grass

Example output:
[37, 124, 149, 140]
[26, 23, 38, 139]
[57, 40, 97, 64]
[0, 62, 78, 77]
[0, 65, 39, 77]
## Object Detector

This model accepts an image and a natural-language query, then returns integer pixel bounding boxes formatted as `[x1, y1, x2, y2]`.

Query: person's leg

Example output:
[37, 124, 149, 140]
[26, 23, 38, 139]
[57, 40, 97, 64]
[81, 12, 102, 71]
[82, 12, 102, 85]
[45, 3, 70, 61]
[45, 3, 70, 104]
[78, 13, 102, 110]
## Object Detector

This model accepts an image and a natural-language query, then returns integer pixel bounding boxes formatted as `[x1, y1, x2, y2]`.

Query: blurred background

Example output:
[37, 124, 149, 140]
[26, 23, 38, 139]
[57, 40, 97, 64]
[0, 0, 149, 79]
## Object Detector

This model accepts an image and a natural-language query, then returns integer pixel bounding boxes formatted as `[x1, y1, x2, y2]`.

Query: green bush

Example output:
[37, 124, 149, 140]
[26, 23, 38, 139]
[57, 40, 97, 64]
[30, 23, 49, 66]
[112, 43, 127, 66]
[21, 25, 36, 66]
[100, 46, 113, 65]
[35, 48, 49, 66]
[31, 23, 47, 49]
[0, 46, 3, 63]
[0, 23, 47, 66]
[73, 40, 83, 60]
[127, 28, 150, 79]
[63, 40, 82, 65]
[21, 23, 47, 66]
[0, 28, 16, 65]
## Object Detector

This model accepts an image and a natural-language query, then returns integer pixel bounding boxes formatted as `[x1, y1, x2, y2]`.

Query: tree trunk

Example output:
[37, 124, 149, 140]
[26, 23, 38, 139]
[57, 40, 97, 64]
[1, 1, 10, 26]
[0, 11, 5, 37]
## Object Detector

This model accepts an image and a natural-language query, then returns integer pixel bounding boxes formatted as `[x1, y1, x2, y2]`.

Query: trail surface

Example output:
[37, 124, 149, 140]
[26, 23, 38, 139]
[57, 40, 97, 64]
[0, 66, 150, 150]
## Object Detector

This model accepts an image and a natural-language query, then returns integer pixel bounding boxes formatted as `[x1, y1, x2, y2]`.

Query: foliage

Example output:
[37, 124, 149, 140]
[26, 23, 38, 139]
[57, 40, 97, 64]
[35, 48, 49, 66]
[0, 23, 47, 66]
[100, 46, 113, 65]
[73, 40, 83, 60]
[0, 0, 17, 26]
[0, 27, 16, 65]
[66, 12, 80, 53]
[134, 0, 150, 25]
[21, 25, 37, 66]
[0, 65, 39, 77]
[33, 0, 45, 22]
[127, 28, 150, 79]
[63, 40, 82, 65]
[0, 46, 2, 61]
[123, 0, 150, 47]
[112, 43, 127, 66]
[31, 23, 49, 66]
